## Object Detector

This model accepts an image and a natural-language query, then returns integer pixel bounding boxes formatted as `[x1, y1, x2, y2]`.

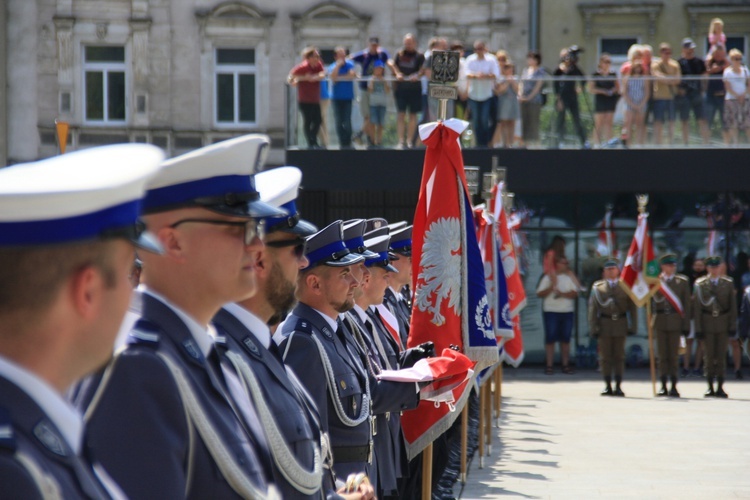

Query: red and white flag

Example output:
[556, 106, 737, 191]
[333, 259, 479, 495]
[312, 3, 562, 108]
[402, 119, 496, 459]
[597, 208, 618, 258]
[621, 212, 660, 307]
[493, 183, 527, 318]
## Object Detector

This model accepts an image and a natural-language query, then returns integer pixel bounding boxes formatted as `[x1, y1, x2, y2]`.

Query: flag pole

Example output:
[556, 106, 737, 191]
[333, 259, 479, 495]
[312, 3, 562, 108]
[494, 364, 502, 427]
[420, 49, 461, 500]
[637, 194, 657, 396]
[459, 405, 468, 483]
[484, 380, 492, 455]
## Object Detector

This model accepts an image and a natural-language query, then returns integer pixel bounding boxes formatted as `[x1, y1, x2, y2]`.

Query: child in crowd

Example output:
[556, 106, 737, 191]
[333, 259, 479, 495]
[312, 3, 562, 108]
[622, 61, 650, 146]
[708, 18, 727, 55]
[367, 60, 390, 148]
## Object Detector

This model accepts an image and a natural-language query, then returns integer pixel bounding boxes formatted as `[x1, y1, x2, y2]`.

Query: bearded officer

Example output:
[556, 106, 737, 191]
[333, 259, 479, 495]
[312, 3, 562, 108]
[74, 135, 284, 498]
[651, 253, 692, 397]
[693, 256, 737, 398]
[279, 221, 420, 495]
[0, 144, 163, 498]
[588, 259, 638, 396]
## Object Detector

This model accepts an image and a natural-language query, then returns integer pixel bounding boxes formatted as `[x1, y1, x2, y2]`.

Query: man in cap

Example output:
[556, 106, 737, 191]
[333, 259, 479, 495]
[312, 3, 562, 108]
[74, 135, 284, 498]
[651, 253, 691, 397]
[588, 259, 638, 396]
[693, 256, 737, 397]
[676, 38, 710, 145]
[350, 36, 392, 147]
[0, 144, 164, 497]
[209, 166, 340, 499]
[347, 231, 432, 500]
[383, 224, 413, 348]
[279, 221, 420, 494]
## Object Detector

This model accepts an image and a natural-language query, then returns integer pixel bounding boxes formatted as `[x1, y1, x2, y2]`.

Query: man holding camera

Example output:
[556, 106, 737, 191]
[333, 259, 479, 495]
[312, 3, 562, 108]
[553, 46, 589, 149]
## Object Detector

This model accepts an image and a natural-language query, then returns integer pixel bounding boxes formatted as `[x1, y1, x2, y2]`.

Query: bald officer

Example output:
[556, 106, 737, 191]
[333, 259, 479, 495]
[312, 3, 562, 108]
[0, 144, 163, 498]
[651, 253, 691, 397]
[588, 259, 638, 396]
[693, 256, 737, 398]
[74, 135, 285, 498]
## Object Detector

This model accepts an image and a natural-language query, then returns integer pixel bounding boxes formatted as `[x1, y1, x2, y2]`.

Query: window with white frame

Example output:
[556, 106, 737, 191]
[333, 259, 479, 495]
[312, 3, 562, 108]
[83, 46, 126, 123]
[215, 48, 256, 125]
[599, 37, 639, 67]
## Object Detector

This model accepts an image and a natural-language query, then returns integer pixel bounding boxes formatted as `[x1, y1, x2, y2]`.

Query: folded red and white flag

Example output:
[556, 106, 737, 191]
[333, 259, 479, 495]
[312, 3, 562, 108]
[377, 349, 476, 402]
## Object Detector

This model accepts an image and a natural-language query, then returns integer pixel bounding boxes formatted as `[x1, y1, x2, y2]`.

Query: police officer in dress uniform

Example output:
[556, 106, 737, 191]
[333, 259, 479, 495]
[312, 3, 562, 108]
[73, 135, 285, 498]
[383, 224, 414, 349]
[345, 229, 433, 500]
[651, 253, 692, 397]
[693, 256, 737, 398]
[279, 221, 420, 495]
[588, 259, 638, 396]
[0, 144, 164, 498]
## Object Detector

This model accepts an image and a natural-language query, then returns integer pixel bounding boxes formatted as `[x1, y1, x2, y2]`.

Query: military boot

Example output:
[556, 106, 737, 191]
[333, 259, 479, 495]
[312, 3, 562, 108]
[613, 375, 625, 397]
[657, 375, 668, 397]
[601, 376, 613, 396]
[669, 376, 680, 397]
[704, 378, 715, 397]
[715, 377, 728, 398]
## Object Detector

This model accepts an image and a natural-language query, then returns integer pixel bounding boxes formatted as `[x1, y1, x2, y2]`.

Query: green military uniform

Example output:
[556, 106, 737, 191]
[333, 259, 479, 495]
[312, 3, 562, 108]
[651, 256, 692, 397]
[588, 278, 638, 396]
[693, 259, 737, 397]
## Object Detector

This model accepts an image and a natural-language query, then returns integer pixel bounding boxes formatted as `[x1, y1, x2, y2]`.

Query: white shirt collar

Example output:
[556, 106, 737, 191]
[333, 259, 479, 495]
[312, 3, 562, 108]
[222, 303, 271, 349]
[141, 287, 214, 358]
[311, 307, 338, 333]
[352, 303, 369, 324]
[0, 355, 83, 454]
[389, 287, 403, 301]
[662, 273, 674, 280]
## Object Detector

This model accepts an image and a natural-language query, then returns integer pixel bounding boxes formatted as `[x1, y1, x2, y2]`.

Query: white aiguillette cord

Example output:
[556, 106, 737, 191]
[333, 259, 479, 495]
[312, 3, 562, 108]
[225, 351, 322, 496]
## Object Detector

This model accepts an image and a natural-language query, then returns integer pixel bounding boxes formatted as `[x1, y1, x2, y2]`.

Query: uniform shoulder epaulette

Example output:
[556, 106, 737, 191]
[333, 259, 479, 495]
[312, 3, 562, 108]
[294, 318, 313, 335]
[592, 279, 608, 289]
[721, 276, 734, 283]
[127, 319, 161, 347]
[695, 275, 709, 285]
[0, 407, 16, 453]
[674, 273, 688, 282]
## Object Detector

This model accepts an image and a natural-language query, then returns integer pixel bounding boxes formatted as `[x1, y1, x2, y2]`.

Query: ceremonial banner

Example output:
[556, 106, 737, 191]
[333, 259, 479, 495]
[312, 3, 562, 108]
[402, 119, 497, 459]
[706, 213, 718, 257]
[493, 183, 527, 318]
[620, 212, 660, 307]
[475, 207, 513, 339]
[502, 316, 524, 367]
[597, 208, 618, 258]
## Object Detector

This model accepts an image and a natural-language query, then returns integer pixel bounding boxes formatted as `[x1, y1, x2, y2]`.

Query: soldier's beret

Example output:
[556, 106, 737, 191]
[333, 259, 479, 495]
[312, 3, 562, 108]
[705, 256, 722, 267]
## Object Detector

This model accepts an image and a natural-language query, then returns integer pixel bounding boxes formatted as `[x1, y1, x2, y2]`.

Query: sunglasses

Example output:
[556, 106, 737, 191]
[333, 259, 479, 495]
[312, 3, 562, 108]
[169, 218, 264, 245]
[732, 57, 743, 61]
[264, 238, 306, 259]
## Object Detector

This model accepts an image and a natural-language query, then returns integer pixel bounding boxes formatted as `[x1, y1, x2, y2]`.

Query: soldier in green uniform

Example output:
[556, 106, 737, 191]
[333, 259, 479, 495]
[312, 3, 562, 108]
[588, 259, 638, 396]
[651, 253, 691, 397]
[693, 256, 737, 398]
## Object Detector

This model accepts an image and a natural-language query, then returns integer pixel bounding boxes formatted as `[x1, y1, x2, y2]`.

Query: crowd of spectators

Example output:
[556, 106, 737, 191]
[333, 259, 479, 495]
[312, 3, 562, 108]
[287, 19, 750, 149]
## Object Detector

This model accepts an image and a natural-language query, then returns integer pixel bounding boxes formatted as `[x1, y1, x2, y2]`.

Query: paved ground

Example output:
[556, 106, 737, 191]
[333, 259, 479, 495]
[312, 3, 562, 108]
[455, 367, 750, 499]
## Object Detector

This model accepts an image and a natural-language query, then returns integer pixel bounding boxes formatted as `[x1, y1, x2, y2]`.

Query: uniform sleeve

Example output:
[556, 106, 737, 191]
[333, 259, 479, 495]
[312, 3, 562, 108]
[588, 289, 599, 336]
[83, 350, 190, 500]
[369, 378, 419, 415]
[281, 333, 329, 433]
[680, 280, 692, 333]
[692, 285, 703, 334]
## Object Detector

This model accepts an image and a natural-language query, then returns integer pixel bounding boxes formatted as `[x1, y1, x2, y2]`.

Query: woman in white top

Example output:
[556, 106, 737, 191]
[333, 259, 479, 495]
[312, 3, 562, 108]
[536, 257, 580, 374]
[723, 48, 750, 145]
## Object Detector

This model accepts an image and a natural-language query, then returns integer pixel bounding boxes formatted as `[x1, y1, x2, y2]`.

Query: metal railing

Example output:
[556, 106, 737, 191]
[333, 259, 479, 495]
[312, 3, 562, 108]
[285, 73, 749, 150]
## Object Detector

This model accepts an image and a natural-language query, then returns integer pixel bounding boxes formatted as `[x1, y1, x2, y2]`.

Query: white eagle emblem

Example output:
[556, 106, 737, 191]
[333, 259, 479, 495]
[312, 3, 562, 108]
[500, 243, 516, 277]
[475, 295, 494, 339]
[415, 217, 462, 326]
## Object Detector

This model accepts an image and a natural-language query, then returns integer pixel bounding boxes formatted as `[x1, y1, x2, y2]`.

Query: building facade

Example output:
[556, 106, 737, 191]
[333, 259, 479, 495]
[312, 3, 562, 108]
[2, 0, 529, 164]
[540, 1, 750, 73]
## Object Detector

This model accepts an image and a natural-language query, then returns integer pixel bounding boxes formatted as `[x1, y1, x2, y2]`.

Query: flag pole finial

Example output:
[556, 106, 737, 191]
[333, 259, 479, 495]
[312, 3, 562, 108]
[636, 194, 648, 214]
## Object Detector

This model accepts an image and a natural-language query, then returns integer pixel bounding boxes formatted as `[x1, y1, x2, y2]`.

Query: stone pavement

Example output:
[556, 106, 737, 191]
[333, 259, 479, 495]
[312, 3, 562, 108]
[455, 367, 750, 499]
